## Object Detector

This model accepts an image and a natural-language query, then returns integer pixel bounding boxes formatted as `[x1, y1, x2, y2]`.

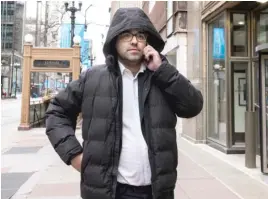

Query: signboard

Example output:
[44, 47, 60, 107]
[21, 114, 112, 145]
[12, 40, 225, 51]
[33, 60, 70, 68]
[81, 39, 89, 68]
[213, 28, 225, 60]
[60, 23, 88, 66]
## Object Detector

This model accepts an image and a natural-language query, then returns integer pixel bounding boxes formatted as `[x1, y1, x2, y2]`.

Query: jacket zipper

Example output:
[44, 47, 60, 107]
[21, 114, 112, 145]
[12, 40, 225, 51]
[144, 77, 156, 199]
[111, 75, 123, 199]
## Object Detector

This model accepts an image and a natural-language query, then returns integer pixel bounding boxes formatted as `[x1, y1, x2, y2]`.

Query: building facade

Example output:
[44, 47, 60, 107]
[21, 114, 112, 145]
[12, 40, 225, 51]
[142, 0, 268, 175]
[1, 1, 25, 97]
[195, 1, 268, 174]
[110, 1, 143, 20]
[143, 1, 189, 135]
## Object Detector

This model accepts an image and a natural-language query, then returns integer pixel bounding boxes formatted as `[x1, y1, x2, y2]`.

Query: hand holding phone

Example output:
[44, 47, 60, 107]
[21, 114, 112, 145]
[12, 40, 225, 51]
[143, 45, 162, 71]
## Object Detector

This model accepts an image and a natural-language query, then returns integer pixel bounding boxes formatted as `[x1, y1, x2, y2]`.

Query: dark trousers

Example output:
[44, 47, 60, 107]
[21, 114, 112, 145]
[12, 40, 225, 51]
[115, 182, 153, 199]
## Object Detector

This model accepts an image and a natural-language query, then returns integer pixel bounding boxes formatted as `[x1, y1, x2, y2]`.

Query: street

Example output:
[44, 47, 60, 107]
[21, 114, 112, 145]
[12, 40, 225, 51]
[1, 98, 268, 199]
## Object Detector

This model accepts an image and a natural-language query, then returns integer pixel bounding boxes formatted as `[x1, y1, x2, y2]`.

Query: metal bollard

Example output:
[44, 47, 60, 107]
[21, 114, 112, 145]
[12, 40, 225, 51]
[245, 111, 257, 168]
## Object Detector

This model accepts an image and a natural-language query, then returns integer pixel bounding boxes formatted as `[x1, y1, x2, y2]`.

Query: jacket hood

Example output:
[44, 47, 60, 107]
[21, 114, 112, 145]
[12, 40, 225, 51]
[103, 7, 165, 58]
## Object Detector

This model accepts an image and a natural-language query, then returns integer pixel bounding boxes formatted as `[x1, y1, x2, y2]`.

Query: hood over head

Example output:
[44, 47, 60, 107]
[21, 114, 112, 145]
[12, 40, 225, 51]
[103, 7, 165, 58]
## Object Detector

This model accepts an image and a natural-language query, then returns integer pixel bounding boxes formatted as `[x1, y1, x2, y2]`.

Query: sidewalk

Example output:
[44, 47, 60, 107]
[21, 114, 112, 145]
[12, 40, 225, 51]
[1, 128, 268, 199]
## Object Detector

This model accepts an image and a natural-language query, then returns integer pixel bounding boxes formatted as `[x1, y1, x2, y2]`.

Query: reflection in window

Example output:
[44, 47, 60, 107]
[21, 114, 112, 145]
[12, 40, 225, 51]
[256, 8, 268, 45]
[208, 15, 227, 146]
[265, 59, 268, 168]
[231, 13, 247, 57]
[30, 72, 70, 102]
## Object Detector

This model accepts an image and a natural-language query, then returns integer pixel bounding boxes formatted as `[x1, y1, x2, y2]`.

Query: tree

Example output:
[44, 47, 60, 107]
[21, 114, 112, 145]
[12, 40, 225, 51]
[42, 1, 66, 47]
[25, 1, 66, 47]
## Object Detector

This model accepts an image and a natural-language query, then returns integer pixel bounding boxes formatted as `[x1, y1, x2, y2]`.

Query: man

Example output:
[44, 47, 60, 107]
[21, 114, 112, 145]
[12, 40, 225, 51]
[46, 7, 203, 199]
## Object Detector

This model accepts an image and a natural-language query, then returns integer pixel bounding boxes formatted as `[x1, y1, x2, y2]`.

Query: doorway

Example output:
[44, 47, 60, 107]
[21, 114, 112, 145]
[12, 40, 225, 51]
[260, 54, 268, 174]
[254, 61, 261, 156]
[231, 62, 248, 146]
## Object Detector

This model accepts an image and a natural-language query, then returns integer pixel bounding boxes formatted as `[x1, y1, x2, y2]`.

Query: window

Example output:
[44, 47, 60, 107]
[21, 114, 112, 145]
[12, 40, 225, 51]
[5, 43, 13, 49]
[167, 1, 173, 36]
[148, 1, 155, 13]
[231, 13, 248, 57]
[1, 24, 14, 40]
[176, 11, 187, 31]
[167, 1, 173, 20]
[6, 32, 13, 37]
[207, 14, 227, 146]
[7, 10, 14, 15]
[256, 8, 268, 46]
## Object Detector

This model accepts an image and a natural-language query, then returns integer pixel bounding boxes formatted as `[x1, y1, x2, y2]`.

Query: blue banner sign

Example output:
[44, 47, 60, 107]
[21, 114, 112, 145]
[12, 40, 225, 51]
[213, 28, 225, 60]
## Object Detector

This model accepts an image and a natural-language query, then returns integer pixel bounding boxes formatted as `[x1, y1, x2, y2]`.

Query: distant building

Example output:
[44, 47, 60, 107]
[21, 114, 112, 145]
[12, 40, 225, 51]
[1, 1, 25, 97]
[110, 1, 143, 20]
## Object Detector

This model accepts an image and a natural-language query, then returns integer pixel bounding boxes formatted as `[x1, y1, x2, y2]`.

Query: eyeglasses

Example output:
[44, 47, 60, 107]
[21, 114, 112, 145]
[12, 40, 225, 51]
[119, 32, 147, 42]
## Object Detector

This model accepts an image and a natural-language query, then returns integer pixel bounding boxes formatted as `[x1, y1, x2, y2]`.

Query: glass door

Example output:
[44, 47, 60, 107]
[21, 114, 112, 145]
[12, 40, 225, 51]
[253, 61, 261, 156]
[231, 62, 248, 146]
[260, 54, 268, 174]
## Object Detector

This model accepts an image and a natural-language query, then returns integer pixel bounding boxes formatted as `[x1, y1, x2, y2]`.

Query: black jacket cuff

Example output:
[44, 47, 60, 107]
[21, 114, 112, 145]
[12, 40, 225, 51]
[55, 136, 83, 165]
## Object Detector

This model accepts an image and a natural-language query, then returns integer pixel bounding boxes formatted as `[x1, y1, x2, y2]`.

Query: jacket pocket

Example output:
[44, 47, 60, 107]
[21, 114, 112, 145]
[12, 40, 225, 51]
[81, 140, 90, 182]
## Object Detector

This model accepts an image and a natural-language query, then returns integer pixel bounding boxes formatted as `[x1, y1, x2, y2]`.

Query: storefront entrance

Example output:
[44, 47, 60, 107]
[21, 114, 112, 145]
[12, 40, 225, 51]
[256, 49, 268, 174]
[231, 62, 247, 145]
[206, 2, 268, 169]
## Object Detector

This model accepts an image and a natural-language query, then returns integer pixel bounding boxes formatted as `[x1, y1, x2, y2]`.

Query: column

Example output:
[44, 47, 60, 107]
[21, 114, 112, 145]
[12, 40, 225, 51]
[18, 43, 32, 130]
[72, 44, 81, 81]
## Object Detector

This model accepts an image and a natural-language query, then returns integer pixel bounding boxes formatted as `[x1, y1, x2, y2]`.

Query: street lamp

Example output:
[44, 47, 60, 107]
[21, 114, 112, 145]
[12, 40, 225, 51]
[89, 52, 96, 67]
[65, 1, 82, 82]
[73, 35, 81, 45]
[84, 4, 93, 32]
[24, 34, 34, 44]
[64, 1, 82, 47]
[14, 62, 21, 98]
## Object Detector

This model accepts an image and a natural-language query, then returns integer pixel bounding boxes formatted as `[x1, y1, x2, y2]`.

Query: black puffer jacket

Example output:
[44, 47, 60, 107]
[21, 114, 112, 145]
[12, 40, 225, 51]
[46, 7, 203, 199]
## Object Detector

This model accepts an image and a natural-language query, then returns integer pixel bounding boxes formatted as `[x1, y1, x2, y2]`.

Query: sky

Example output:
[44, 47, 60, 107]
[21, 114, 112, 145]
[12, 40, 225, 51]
[25, 0, 111, 65]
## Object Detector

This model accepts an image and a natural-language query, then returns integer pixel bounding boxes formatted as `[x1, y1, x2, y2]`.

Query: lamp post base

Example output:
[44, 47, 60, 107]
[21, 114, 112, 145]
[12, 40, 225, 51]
[18, 124, 31, 131]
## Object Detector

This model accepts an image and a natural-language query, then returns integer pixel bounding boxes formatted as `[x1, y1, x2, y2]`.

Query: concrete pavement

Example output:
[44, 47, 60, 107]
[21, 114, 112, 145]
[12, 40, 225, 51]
[1, 94, 23, 151]
[1, 98, 268, 199]
[1, 126, 268, 199]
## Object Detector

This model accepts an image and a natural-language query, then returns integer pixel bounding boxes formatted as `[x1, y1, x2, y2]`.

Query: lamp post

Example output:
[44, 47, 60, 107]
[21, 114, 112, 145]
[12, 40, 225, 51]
[89, 54, 96, 67]
[64, 1, 82, 47]
[64, 1, 82, 82]
[14, 62, 20, 98]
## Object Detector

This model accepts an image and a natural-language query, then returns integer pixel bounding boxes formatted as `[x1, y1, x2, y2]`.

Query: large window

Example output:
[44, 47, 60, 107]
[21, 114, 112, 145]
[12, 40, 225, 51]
[167, 1, 174, 36]
[265, 59, 268, 171]
[256, 8, 268, 45]
[207, 15, 227, 146]
[231, 13, 248, 57]
[148, 1, 155, 14]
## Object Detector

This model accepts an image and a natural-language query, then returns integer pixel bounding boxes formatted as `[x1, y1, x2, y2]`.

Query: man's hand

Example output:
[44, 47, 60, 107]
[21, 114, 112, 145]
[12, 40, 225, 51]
[71, 153, 83, 172]
[143, 45, 162, 71]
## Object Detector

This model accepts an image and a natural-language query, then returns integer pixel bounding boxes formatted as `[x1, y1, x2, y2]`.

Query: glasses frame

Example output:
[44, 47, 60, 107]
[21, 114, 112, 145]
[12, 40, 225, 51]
[119, 32, 148, 42]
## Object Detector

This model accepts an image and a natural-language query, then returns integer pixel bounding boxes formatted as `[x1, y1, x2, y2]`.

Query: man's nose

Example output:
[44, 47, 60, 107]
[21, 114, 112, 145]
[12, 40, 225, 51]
[130, 36, 138, 44]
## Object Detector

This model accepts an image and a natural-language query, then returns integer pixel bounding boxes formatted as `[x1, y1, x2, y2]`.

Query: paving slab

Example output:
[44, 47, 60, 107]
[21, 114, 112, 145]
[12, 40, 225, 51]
[178, 138, 268, 199]
[3, 147, 43, 155]
[1, 172, 34, 199]
[29, 183, 80, 197]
